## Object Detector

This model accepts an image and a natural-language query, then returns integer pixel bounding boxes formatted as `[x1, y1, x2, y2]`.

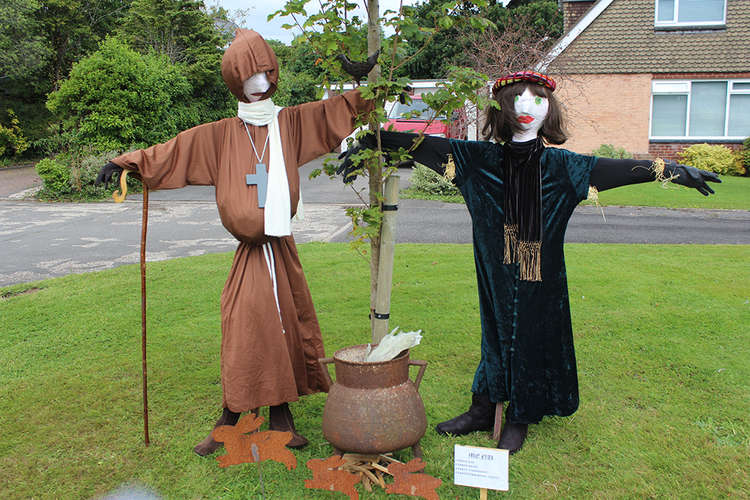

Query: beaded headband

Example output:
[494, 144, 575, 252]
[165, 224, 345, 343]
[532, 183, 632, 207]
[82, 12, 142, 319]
[492, 71, 556, 94]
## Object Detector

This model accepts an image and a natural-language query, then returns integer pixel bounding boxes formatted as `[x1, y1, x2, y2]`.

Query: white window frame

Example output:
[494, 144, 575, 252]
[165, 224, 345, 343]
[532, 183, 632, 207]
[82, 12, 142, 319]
[654, 0, 727, 28]
[650, 79, 750, 141]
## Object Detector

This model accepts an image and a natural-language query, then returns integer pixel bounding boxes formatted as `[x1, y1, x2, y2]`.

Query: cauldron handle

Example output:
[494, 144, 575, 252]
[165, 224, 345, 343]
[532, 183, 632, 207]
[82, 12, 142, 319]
[318, 357, 335, 386]
[409, 359, 427, 391]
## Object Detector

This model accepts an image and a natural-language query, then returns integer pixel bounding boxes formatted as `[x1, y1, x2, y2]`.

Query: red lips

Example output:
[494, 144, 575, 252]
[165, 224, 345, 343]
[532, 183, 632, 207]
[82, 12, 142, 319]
[517, 115, 534, 124]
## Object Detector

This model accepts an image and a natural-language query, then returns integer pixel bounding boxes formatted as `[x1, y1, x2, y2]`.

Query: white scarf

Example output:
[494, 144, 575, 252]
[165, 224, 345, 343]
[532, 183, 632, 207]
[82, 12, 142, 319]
[238, 99, 303, 236]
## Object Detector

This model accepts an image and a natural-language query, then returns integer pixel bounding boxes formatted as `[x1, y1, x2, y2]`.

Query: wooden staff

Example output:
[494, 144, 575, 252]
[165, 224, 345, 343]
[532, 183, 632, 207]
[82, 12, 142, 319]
[114, 172, 150, 445]
[140, 184, 150, 446]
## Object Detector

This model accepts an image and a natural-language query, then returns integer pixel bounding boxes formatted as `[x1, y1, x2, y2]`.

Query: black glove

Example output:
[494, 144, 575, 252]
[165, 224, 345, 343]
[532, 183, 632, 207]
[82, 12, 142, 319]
[398, 85, 414, 104]
[95, 162, 123, 186]
[664, 161, 721, 196]
[336, 134, 378, 183]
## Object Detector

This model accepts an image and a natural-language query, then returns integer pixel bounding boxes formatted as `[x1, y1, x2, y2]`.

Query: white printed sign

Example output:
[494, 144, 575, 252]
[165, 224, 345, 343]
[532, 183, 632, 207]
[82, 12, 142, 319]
[454, 444, 509, 491]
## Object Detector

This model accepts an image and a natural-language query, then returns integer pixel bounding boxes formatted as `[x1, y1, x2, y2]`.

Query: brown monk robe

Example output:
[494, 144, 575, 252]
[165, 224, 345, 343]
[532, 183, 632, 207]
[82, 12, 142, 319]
[110, 29, 373, 455]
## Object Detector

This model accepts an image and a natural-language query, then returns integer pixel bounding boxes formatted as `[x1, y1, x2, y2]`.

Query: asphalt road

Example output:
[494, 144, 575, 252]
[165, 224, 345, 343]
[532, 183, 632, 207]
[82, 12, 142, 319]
[1, 159, 748, 287]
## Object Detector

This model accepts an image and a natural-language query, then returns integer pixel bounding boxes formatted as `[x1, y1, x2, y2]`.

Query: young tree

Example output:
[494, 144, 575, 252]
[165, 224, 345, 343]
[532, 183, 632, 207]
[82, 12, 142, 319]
[271, 0, 494, 341]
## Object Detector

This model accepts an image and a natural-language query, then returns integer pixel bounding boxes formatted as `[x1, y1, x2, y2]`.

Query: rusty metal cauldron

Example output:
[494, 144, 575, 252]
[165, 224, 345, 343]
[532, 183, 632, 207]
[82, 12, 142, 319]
[319, 345, 428, 457]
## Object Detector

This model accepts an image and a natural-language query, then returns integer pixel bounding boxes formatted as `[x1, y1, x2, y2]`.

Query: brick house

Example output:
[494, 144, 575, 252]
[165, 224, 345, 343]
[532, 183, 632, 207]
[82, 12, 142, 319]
[538, 0, 750, 160]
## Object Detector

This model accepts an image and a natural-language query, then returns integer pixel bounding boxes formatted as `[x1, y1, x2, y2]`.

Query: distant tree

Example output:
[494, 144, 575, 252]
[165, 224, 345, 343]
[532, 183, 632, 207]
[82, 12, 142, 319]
[119, 0, 234, 122]
[465, 0, 562, 79]
[1, 0, 130, 149]
[399, 0, 562, 80]
[502, 0, 563, 40]
[120, 0, 216, 63]
[0, 0, 51, 93]
[267, 37, 330, 106]
[399, 0, 483, 79]
[39, 0, 133, 91]
[274, 69, 321, 107]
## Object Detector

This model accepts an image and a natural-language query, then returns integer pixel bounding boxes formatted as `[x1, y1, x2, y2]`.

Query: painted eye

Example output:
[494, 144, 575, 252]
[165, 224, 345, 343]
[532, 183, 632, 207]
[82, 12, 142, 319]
[535, 97, 542, 105]
[514, 95, 520, 102]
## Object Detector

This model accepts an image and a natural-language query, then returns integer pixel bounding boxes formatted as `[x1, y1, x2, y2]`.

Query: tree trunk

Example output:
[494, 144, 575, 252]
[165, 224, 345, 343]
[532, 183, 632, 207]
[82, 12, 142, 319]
[367, 0, 383, 340]
[372, 175, 399, 343]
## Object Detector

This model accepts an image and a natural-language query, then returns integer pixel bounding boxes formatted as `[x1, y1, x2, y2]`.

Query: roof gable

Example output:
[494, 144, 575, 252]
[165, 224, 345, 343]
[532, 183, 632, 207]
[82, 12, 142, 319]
[537, 0, 614, 71]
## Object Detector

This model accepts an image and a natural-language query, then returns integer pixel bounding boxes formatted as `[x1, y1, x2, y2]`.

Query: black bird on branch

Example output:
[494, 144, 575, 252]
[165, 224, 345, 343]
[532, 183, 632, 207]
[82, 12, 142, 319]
[336, 49, 380, 86]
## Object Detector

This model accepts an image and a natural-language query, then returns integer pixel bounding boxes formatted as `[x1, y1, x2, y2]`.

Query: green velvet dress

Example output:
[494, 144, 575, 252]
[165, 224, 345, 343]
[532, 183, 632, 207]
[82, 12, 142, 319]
[449, 140, 596, 424]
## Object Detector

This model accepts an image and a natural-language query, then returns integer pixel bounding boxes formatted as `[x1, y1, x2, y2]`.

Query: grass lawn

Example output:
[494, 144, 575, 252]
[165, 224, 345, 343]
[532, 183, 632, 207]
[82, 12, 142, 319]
[587, 175, 749, 210]
[1, 243, 748, 499]
[403, 174, 750, 211]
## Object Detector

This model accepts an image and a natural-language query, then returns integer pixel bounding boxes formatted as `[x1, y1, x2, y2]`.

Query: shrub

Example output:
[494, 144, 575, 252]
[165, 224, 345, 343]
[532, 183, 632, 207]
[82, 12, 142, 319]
[409, 163, 460, 196]
[47, 37, 198, 154]
[35, 150, 136, 200]
[742, 137, 750, 175]
[591, 144, 633, 159]
[69, 150, 127, 198]
[0, 110, 30, 159]
[35, 157, 72, 196]
[678, 143, 744, 176]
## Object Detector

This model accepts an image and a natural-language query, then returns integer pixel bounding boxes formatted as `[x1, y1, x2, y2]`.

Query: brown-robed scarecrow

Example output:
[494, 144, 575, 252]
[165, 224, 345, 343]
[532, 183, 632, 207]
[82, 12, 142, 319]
[97, 29, 373, 455]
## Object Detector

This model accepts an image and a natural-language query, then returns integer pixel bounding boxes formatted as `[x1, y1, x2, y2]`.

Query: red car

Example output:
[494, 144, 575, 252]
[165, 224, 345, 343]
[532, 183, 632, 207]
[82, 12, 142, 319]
[385, 95, 467, 139]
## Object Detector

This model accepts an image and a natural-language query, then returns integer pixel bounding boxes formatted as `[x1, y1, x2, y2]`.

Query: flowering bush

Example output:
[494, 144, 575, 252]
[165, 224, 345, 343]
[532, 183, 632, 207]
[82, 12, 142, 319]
[678, 143, 744, 176]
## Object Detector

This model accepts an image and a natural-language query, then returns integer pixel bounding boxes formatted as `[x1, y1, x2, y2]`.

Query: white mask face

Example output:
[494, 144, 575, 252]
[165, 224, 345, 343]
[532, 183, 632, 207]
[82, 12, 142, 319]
[243, 72, 270, 102]
[513, 87, 549, 141]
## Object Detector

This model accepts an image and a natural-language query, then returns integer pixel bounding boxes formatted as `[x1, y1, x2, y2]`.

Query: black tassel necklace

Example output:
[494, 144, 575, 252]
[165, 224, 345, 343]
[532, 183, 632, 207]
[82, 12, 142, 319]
[502, 137, 544, 281]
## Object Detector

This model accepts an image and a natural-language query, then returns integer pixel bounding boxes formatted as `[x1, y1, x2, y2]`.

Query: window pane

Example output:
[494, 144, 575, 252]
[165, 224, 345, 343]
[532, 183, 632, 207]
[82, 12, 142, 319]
[728, 95, 750, 137]
[689, 82, 727, 136]
[657, 0, 675, 21]
[678, 0, 724, 23]
[652, 95, 687, 136]
[732, 82, 750, 91]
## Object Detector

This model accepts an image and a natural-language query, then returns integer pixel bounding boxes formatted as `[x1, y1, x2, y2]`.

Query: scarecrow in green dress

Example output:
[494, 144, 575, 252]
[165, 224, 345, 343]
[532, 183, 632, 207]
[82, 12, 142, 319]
[338, 71, 720, 454]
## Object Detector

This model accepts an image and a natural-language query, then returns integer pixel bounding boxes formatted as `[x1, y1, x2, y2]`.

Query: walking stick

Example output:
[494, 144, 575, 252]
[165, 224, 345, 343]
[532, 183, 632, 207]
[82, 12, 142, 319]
[140, 184, 150, 446]
[114, 171, 151, 446]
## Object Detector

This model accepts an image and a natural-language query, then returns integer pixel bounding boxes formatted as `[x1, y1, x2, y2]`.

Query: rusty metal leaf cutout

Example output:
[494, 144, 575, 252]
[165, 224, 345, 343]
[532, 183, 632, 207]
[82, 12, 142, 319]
[305, 455, 361, 499]
[385, 458, 442, 500]
[212, 413, 297, 470]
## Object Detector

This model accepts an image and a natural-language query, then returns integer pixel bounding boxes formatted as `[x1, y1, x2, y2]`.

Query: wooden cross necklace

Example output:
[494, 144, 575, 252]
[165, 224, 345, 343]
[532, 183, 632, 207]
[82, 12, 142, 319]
[243, 121, 270, 208]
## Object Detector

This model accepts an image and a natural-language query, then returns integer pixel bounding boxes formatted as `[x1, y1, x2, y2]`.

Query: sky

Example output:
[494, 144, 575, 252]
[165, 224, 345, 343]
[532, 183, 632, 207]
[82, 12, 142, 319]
[211, 0, 506, 44]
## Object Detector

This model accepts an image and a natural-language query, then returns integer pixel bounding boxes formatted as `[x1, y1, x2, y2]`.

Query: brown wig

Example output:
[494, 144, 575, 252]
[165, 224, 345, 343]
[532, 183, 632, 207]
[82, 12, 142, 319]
[482, 82, 568, 145]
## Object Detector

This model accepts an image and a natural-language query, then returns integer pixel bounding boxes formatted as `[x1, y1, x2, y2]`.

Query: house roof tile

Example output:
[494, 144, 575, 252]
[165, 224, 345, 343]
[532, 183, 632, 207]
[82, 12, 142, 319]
[547, 0, 750, 74]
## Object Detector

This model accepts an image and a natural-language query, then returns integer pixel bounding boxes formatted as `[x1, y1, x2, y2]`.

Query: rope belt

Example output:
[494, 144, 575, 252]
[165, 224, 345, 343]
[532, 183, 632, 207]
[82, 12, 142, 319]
[262, 242, 285, 335]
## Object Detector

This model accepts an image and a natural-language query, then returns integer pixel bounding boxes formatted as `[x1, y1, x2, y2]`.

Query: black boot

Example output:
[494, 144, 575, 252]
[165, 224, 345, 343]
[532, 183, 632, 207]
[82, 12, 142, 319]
[269, 402, 309, 449]
[435, 393, 495, 436]
[194, 407, 241, 456]
[497, 422, 528, 455]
